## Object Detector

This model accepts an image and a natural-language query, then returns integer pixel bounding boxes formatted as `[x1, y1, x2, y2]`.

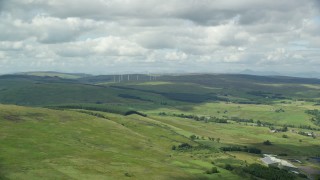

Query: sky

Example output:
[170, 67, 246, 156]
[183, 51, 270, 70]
[0, 0, 320, 75]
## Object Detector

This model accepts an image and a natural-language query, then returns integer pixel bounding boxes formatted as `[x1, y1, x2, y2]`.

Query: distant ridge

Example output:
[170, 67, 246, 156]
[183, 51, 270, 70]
[15, 71, 92, 79]
[239, 69, 320, 79]
[239, 69, 281, 76]
[6, 70, 320, 80]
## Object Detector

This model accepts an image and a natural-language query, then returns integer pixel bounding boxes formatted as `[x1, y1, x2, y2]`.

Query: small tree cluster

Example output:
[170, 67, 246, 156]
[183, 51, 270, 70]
[275, 108, 285, 113]
[225, 164, 234, 171]
[263, 140, 272, 145]
[205, 167, 219, 174]
[190, 134, 197, 140]
[282, 134, 288, 138]
[172, 143, 193, 151]
[220, 146, 261, 154]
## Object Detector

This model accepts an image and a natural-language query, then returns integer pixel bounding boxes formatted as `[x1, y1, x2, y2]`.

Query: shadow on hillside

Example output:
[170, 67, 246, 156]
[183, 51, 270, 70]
[1, 74, 320, 113]
[246, 142, 320, 157]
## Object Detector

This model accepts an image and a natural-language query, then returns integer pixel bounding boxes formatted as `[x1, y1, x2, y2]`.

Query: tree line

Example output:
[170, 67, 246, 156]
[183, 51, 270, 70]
[159, 112, 228, 123]
[306, 109, 320, 126]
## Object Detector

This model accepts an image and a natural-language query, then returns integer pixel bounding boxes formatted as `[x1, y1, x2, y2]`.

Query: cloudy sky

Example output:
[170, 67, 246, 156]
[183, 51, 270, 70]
[0, 0, 319, 74]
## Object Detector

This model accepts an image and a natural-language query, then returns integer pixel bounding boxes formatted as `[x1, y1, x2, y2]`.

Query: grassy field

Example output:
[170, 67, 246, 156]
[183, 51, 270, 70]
[0, 105, 246, 179]
[149, 115, 320, 156]
[0, 73, 320, 179]
[1, 104, 319, 179]
[145, 101, 320, 128]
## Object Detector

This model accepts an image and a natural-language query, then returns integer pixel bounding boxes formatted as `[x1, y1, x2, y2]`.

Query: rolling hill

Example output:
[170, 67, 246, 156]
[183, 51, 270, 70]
[0, 73, 320, 179]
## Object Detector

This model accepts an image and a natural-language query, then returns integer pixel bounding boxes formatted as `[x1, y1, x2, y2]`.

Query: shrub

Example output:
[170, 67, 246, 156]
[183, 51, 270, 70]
[206, 167, 219, 174]
[124, 172, 133, 177]
[282, 134, 288, 138]
[263, 140, 272, 145]
[281, 126, 288, 132]
[177, 143, 193, 150]
[190, 134, 197, 140]
[278, 153, 288, 156]
[220, 146, 261, 154]
[158, 112, 167, 116]
[225, 164, 234, 171]
[211, 167, 219, 173]
[246, 147, 262, 154]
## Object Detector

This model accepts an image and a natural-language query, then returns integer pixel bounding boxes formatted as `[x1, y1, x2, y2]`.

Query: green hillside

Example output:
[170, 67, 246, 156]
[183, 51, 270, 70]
[0, 74, 320, 179]
[0, 105, 241, 179]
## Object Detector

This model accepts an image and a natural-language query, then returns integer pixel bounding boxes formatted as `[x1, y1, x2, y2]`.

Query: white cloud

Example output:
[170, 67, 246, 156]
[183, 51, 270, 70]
[0, 0, 319, 74]
[0, 41, 26, 50]
[55, 36, 147, 57]
[32, 15, 101, 43]
[0, 14, 101, 43]
[165, 51, 188, 61]
[0, 51, 7, 59]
